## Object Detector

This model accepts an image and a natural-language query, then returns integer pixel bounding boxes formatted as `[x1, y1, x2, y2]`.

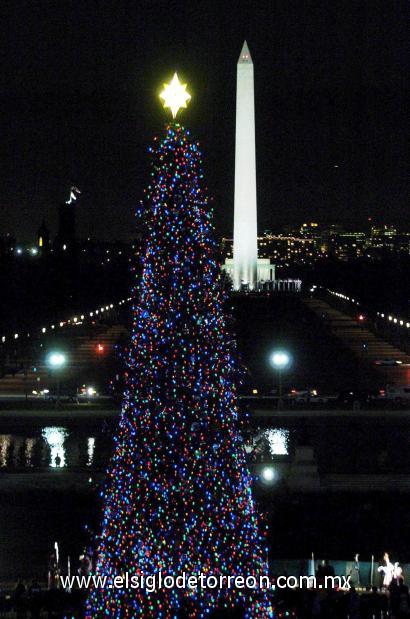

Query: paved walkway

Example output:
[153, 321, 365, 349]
[304, 297, 410, 386]
[0, 324, 128, 396]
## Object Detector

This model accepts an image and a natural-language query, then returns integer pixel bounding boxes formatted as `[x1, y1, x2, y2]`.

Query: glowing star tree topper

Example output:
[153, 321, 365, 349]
[159, 72, 191, 118]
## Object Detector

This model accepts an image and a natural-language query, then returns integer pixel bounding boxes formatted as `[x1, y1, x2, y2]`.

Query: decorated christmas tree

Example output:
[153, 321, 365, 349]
[87, 74, 273, 618]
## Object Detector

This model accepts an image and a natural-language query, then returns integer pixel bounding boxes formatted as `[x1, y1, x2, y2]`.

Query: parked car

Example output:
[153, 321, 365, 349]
[288, 389, 311, 403]
[78, 385, 98, 399]
[337, 389, 370, 405]
[374, 359, 403, 366]
[379, 385, 410, 403]
[44, 392, 78, 403]
[288, 389, 337, 405]
[309, 393, 338, 405]
[32, 388, 51, 398]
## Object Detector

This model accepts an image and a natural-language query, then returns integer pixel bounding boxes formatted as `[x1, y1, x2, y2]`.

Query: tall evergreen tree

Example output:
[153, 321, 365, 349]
[87, 124, 273, 618]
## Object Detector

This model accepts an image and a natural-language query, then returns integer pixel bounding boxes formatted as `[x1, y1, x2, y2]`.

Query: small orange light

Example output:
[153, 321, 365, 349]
[96, 343, 105, 354]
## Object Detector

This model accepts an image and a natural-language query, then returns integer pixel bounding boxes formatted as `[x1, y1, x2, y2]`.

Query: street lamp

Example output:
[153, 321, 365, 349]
[46, 352, 66, 407]
[270, 350, 291, 409]
[261, 466, 276, 483]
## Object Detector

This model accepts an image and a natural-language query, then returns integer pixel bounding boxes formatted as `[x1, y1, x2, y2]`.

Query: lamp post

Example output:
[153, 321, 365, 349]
[261, 466, 275, 482]
[47, 352, 66, 407]
[270, 350, 291, 410]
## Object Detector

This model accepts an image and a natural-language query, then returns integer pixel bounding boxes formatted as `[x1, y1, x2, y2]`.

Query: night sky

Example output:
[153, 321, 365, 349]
[1, 0, 408, 242]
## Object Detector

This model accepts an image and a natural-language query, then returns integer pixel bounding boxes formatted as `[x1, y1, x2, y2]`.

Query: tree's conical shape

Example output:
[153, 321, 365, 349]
[87, 124, 273, 618]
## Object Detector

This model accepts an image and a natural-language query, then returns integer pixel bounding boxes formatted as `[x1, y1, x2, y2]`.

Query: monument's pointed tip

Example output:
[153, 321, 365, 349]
[238, 40, 252, 64]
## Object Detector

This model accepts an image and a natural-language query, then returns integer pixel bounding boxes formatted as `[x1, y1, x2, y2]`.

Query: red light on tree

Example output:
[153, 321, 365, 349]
[96, 343, 105, 354]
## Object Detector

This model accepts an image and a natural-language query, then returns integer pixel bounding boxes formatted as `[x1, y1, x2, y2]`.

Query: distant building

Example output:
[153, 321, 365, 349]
[396, 232, 410, 254]
[55, 186, 81, 253]
[300, 222, 320, 239]
[56, 202, 76, 253]
[222, 232, 318, 269]
[370, 225, 397, 250]
[77, 238, 139, 266]
[223, 221, 410, 268]
[329, 231, 368, 260]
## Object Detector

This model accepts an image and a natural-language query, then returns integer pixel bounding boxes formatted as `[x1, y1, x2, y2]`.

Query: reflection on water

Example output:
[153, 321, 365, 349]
[24, 437, 36, 467]
[0, 423, 287, 470]
[0, 435, 12, 467]
[0, 435, 35, 467]
[244, 427, 291, 460]
[41, 427, 68, 468]
[264, 428, 289, 456]
[87, 437, 96, 467]
[0, 426, 100, 469]
[0, 428, 100, 469]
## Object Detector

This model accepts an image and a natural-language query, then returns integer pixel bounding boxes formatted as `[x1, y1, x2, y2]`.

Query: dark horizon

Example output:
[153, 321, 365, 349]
[1, 0, 408, 243]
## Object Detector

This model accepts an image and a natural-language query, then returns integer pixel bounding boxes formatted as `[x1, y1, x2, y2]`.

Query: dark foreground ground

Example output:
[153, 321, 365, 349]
[1, 487, 409, 584]
[0, 583, 401, 619]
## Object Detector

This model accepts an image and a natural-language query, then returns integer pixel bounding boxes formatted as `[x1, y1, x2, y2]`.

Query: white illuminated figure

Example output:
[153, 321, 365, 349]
[233, 41, 258, 290]
[65, 185, 81, 205]
[378, 552, 394, 587]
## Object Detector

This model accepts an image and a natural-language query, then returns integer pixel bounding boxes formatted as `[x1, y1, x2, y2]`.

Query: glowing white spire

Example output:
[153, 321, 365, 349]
[233, 41, 258, 290]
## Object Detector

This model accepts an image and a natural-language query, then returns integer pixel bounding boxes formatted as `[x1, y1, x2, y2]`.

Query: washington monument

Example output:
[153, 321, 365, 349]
[233, 41, 258, 290]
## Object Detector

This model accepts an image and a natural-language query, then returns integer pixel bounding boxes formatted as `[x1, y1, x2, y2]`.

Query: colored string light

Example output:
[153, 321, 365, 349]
[87, 123, 273, 618]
